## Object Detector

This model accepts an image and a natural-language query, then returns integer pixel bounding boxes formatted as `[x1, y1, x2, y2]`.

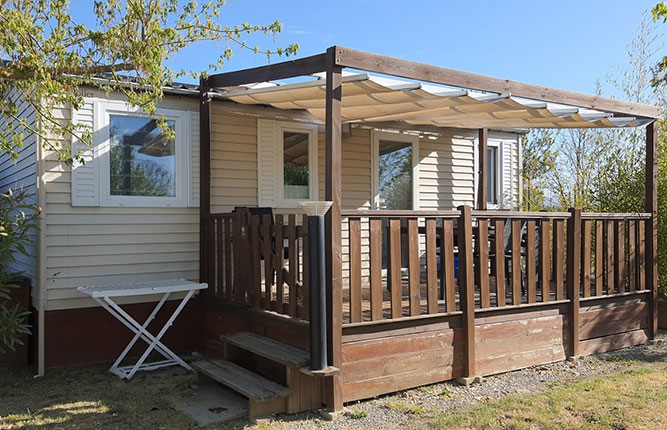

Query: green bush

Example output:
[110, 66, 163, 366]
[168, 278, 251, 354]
[0, 188, 38, 354]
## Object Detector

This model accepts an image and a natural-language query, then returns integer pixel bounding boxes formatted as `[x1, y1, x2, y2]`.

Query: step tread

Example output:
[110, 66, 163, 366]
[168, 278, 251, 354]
[191, 359, 291, 402]
[221, 332, 310, 368]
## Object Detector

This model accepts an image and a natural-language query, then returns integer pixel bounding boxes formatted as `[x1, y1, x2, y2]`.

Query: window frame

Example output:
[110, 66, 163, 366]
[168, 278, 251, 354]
[275, 121, 319, 207]
[371, 130, 420, 210]
[474, 138, 503, 209]
[95, 101, 190, 208]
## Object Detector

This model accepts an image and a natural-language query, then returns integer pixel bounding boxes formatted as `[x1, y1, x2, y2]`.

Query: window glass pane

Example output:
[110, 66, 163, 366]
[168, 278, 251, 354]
[109, 115, 176, 197]
[283, 131, 310, 199]
[378, 139, 413, 210]
[487, 147, 497, 204]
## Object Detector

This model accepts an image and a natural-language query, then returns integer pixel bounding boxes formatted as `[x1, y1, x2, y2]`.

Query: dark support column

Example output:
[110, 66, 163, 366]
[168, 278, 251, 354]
[477, 128, 488, 210]
[199, 79, 212, 284]
[567, 207, 582, 358]
[457, 205, 477, 384]
[324, 47, 343, 411]
[646, 122, 658, 339]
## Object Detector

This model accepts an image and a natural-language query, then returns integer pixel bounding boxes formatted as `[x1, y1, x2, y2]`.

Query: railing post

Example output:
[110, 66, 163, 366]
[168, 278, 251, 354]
[457, 205, 478, 385]
[646, 122, 658, 339]
[566, 207, 582, 359]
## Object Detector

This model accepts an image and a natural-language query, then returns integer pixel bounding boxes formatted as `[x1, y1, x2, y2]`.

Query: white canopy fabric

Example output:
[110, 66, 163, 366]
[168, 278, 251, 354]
[222, 74, 651, 129]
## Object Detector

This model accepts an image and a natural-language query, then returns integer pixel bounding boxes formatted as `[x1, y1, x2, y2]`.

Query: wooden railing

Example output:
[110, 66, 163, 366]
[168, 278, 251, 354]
[340, 207, 652, 325]
[204, 210, 310, 319]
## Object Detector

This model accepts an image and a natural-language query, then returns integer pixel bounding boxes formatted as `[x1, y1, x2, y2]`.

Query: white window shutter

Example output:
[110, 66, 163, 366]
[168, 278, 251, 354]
[257, 119, 277, 206]
[189, 111, 200, 207]
[71, 102, 99, 206]
[500, 140, 513, 209]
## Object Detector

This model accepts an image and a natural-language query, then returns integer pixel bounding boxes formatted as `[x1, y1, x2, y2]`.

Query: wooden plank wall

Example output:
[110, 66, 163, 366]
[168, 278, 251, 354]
[341, 294, 649, 403]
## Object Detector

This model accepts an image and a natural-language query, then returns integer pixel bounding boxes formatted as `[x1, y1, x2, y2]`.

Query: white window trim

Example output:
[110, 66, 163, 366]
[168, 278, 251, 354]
[473, 137, 503, 209]
[371, 130, 420, 210]
[95, 100, 190, 207]
[275, 121, 319, 208]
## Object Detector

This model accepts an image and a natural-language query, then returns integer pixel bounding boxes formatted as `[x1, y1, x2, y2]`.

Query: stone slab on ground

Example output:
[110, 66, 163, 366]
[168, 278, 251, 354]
[170, 383, 247, 426]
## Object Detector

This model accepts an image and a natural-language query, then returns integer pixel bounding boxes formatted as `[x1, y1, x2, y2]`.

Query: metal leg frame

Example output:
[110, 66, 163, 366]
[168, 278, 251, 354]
[93, 290, 195, 379]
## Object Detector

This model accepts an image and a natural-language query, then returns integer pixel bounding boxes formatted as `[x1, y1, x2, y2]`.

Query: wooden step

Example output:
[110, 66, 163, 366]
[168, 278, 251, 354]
[191, 359, 291, 403]
[221, 332, 310, 368]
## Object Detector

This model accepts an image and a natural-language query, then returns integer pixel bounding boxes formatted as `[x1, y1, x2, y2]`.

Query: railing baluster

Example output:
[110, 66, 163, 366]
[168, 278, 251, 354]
[442, 219, 456, 313]
[581, 220, 591, 298]
[628, 220, 636, 292]
[511, 220, 522, 305]
[301, 214, 309, 319]
[426, 218, 438, 314]
[369, 218, 383, 320]
[539, 219, 551, 302]
[478, 219, 490, 308]
[595, 220, 604, 296]
[349, 217, 362, 323]
[615, 220, 625, 293]
[275, 214, 284, 311]
[606, 220, 614, 295]
[553, 220, 565, 300]
[493, 219, 506, 307]
[388, 218, 402, 318]
[526, 220, 536, 304]
[250, 215, 261, 307]
[288, 214, 298, 317]
[262, 215, 273, 309]
[638, 220, 646, 291]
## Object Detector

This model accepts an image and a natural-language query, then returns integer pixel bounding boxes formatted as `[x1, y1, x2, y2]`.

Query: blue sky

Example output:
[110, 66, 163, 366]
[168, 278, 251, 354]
[74, 0, 664, 94]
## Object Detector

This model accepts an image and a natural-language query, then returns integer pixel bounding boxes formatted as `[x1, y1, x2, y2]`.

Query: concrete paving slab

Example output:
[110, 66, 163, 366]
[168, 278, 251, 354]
[170, 384, 248, 426]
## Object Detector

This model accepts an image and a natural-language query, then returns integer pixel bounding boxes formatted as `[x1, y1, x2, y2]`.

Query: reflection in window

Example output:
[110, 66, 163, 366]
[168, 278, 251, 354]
[378, 139, 413, 210]
[487, 146, 498, 205]
[283, 131, 310, 199]
[109, 115, 176, 197]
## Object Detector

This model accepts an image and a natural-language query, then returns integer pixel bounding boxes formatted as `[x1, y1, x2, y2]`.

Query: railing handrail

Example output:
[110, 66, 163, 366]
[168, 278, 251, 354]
[580, 212, 651, 220]
[471, 210, 571, 219]
[341, 209, 459, 218]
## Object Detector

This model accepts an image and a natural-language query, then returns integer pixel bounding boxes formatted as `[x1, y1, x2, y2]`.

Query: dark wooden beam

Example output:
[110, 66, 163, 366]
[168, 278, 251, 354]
[566, 207, 582, 358]
[324, 47, 343, 412]
[199, 79, 212, 283]
[205, 53, 328, 88]
[645, 122, 658, 338]
[477, 128, 488, 210]
[332, 46, 661, 119]
[457, 205, 476, 379]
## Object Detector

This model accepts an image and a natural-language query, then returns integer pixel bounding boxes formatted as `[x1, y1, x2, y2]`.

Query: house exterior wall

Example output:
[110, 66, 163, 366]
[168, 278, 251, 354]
[0, 88, 38, 287]
[39, 92, 520, 311]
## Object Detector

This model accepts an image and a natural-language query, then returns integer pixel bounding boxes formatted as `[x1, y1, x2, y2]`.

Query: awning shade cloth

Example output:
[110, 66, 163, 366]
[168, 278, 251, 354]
[222, 74, 651, 129]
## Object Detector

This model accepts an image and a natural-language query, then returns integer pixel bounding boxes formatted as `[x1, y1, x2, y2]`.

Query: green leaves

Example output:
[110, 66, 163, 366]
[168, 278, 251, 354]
[0, 0, 299, 165]
[0, 189, 37, 355]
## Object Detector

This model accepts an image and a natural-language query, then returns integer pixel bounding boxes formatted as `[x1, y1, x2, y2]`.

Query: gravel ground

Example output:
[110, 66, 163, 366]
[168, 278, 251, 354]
[240, 333, 667, 430]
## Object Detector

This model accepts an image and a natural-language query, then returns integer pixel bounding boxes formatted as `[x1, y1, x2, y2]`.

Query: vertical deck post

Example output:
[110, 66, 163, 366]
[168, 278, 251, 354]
[566, 207, 581, 358]
[646, 122, 658, 339]
[324, 47, 343, 411]
[477, 128, 488, 210]
[457, 205, 477, 384]
[199, 79, 212, 284]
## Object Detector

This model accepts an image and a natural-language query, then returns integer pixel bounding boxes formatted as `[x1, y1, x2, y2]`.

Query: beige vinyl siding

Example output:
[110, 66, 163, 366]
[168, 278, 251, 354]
[43, 92, 200, 310]
[210, 105, 258, 212]
[0, 88, 38, 285]
[419, 129, 476, 210]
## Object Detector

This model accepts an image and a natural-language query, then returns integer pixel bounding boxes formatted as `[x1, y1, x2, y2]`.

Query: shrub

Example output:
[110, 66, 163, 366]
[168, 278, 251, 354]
[0, 188, 38, 354]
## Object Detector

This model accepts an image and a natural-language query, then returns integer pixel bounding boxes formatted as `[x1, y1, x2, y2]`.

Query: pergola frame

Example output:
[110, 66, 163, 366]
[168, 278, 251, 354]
[199, 46, 660, 411]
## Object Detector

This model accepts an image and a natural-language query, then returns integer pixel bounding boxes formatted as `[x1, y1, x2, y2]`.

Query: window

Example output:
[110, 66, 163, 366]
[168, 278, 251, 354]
[372, 131, 419, 210]
[275, 122, 318, 206]
[283, 131, 311, 200]
[487, 146, 498, 205]
[97, 102, 189, 207]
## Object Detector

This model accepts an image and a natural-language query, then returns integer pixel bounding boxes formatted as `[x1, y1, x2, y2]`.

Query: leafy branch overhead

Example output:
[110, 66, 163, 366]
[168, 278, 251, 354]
[0, 0, 298, 165]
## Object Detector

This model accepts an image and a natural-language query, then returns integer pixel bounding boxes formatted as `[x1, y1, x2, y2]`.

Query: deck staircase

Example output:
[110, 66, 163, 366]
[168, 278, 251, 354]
[191, 332, 322, 418]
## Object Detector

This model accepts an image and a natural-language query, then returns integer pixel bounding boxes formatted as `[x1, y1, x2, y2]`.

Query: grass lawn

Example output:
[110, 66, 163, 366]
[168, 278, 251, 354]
[430, 364, 667, 430]
[1, 353, 667, 429]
